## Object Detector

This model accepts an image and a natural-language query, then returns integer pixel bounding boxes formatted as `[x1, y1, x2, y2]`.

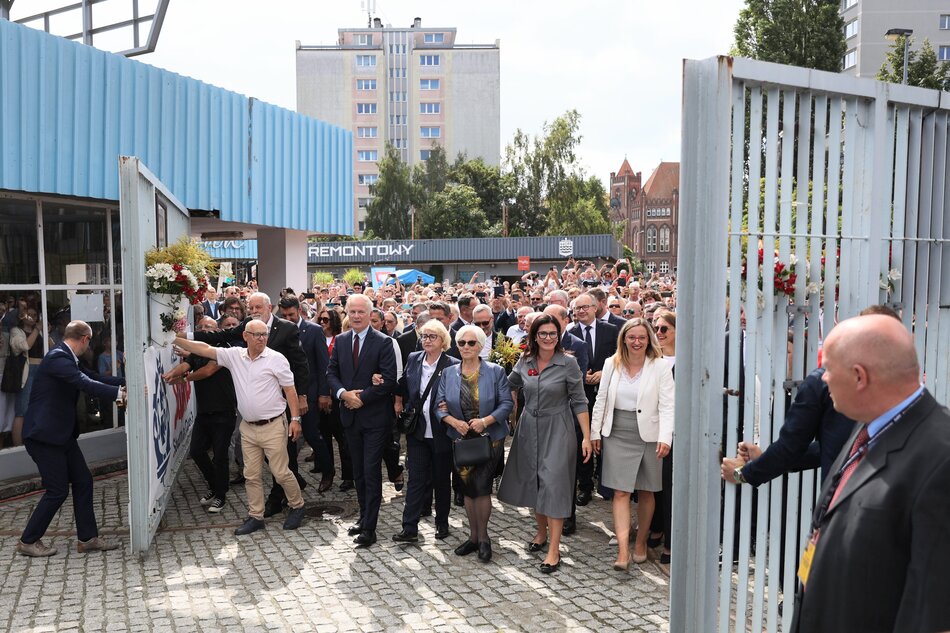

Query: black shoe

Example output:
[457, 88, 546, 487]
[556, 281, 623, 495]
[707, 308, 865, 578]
[539, 558, 561, 574]
[392, 530, 419, 544]
[562, 519, 576, 536]
[527, 540, 548, 553]
[454, 540, 478, 556]
[660, 552, 671, 565]
[354, 531, 377, 548]
[263, 500, 284, 518]
[283, 507, 306, 530]
[434, 525, 450, 540]
[234, 517, 266, 536]
[647, 534, 664, 549]
[454, 492, 464, 507]
[389, 465, 405, 492]
[478, 541, 492, 562]
[339, 479, 354, 492]
[575, 490, 592, 506]
[230, 474, 245, 485]
[318, 473, 335, 493]
[347, 522, 364, 537]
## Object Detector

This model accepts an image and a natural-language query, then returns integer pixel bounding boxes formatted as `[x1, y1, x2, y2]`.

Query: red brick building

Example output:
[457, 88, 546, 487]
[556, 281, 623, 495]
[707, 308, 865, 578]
[609, 159, 679, 275]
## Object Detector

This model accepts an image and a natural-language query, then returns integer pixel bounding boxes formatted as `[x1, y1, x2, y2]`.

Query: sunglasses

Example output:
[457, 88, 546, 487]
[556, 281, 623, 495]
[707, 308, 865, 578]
[474, 321, 493, 327]
[318, 317, 330, 323]
[457, 339, 480, 347]
[656, 325, 671, 334]
[622, 310, 637, 316]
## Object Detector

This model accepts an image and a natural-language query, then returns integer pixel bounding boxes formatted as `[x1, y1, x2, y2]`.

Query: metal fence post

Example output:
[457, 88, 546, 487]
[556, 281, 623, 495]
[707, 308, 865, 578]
[671, 56, 733, 633]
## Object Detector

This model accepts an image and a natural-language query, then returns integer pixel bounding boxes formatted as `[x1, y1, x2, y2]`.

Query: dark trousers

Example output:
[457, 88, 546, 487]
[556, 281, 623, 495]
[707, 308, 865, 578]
[345, 422, 389, 533]
[21, 438, 99, 543]
[190, 410, 236, 500]
[650, 445, 673, 549]
[402, 434, 452, 531]
[301, 406, 332, 476]
[383, 425, 403, 481]
[320, 403, 353, 480]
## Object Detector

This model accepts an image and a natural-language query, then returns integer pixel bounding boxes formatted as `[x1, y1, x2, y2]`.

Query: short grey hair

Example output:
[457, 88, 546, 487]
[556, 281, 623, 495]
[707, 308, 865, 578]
[455, 324, 486, 349]
[472, 304, 493, 319]
[249, 291, 272, 306]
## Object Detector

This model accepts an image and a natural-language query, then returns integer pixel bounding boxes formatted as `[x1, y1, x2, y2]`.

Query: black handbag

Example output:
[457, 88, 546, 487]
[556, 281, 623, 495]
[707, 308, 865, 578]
[453, 433, 492, 469]
[0, 353, 27, 394]
[396, 366, 441, 435]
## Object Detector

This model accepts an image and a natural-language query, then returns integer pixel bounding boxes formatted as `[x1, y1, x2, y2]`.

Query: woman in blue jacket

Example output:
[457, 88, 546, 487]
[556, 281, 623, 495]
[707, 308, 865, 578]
[436, 325, 513, 563]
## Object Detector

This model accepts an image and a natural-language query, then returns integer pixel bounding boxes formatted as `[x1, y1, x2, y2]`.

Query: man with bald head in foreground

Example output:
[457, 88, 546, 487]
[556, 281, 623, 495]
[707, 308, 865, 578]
[791, 314, 950, 633]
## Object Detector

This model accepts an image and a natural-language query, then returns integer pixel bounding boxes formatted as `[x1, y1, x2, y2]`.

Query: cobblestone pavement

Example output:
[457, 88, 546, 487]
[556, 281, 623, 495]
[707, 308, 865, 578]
[0, 448, 671, 633]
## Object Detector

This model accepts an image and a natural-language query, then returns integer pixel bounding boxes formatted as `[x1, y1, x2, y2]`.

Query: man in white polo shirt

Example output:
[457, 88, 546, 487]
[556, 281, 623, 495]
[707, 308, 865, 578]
[174, 319, 306, 535]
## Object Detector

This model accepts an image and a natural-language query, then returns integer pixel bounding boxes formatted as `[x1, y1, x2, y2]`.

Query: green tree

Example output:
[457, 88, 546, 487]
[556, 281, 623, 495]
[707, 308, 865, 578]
[449, 157, 515, 230]
[546, 174, 614, 236]
[878, 37, 950, 90]
[365, 144, 413, 239]
[417, 184, 488, 239]
[732, 0, 845, 72]
[411, 145, 450, 206]
[504, 110, 583, 236]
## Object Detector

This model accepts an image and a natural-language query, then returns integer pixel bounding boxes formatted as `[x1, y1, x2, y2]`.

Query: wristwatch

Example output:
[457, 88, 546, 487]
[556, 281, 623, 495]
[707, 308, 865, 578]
[291, 416, 301, 423]
[733, 466, 747, 485]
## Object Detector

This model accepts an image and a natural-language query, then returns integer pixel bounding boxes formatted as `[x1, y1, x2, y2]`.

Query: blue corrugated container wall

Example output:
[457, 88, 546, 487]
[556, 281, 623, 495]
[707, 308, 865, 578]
[0, 18, 352, 235]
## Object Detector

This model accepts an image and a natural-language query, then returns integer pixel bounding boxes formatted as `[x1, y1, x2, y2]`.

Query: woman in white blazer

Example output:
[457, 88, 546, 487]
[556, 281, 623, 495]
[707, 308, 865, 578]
[591, 318, 674, 570]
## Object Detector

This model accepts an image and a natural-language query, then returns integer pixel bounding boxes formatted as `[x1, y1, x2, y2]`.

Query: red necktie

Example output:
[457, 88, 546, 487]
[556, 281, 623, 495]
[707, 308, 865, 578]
[352, 333, 360, 368]
[829, 426, 870, 508]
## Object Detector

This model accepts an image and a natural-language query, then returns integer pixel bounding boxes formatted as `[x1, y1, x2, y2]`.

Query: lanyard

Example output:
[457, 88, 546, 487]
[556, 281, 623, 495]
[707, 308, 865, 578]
[810, 392, 924, 533]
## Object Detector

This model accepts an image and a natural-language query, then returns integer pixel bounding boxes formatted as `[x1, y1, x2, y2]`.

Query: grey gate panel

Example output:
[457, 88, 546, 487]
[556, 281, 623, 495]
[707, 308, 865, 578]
[674, 56, 950, 632]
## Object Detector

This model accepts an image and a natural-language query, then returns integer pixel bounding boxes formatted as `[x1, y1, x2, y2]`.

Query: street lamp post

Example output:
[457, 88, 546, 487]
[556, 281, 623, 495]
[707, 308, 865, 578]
[885, 28, 914, 85]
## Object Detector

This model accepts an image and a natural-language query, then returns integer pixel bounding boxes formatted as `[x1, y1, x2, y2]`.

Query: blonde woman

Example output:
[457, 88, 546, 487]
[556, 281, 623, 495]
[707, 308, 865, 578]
[591, 318, 674, 569]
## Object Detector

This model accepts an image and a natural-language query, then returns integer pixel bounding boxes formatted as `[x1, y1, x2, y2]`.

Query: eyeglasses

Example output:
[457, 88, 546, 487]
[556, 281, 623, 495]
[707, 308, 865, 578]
[457, 339, 480, 347]
[419, 333, 439, 341]
[626, 335, 648, 343]
[474, 321, 493, 327]
[656, 325, 671, 334]
[536, 331, 559, 339]
[317, 317, 330, 323]
[574, 304, 594, 311]
[246, 332, 268, 340]
[622, 310, 638, 316]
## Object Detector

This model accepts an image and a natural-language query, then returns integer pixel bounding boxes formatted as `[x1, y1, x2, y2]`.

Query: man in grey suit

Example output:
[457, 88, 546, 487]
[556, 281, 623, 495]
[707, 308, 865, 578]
[791, 314, 950, 632]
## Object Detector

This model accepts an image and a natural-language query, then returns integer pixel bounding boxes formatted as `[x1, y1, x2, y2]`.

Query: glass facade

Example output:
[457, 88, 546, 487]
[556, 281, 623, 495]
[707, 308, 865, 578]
[0, 192, 124, 451]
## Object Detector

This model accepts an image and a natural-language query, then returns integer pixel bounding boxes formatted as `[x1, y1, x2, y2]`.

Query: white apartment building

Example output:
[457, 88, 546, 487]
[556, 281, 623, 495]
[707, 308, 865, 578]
[841, 0, 950, 78]
[296, 17, 500, 235]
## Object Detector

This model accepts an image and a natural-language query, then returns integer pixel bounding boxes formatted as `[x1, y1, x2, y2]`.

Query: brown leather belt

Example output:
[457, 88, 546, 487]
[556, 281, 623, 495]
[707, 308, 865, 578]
[246, 414, 283, 426]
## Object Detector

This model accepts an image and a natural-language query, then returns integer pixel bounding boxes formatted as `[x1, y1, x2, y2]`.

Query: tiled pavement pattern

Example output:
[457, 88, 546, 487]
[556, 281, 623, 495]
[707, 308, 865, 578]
[0, 449, 670, 632]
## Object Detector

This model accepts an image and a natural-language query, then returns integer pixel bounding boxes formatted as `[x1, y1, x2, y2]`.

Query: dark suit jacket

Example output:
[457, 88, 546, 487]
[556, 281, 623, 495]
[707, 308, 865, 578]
[22, 342, 124, 446]
[399, 351, 458, 447]
[326, 327, 397, 428]
[569, 320, 618, 373]
[297, 318, 331, 400]
[603, 312, 626, 329]
[792, 389, 950, 633]
[742, 368, 856, 486]
[450, 317, 469, 332]
[396, 328, 418, 368]
[202, 300, 221, 321]
[561, 331, 589, 377]
[493, 310, 515, 334]
[194, 315, 309, 394]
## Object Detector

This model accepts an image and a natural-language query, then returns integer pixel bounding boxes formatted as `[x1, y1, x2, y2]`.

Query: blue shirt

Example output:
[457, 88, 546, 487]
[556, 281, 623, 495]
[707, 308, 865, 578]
[867, 384, 925, 438]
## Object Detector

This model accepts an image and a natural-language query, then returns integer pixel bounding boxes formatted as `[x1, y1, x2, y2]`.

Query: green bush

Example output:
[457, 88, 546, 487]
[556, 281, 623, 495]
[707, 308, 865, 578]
[343, 268, 366, 286]
[311, 271, 334, 286]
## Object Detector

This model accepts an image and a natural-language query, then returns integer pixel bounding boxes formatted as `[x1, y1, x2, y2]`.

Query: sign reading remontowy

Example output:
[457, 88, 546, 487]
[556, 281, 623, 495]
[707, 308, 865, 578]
[304, 235, 620, 264]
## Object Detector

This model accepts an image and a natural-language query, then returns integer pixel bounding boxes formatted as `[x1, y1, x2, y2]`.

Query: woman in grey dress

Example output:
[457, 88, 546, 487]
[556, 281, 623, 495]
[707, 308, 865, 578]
[498, 315, 590, 574]
[591, 318, 674, 570]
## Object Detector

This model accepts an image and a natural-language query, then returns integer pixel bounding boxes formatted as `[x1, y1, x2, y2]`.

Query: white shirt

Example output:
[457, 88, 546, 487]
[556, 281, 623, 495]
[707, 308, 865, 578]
[215, 346, 294, 421]
[420, 355, 438, 438]
[614, 366, 642, 411]
[506, 324, 527, 344]
[578, 321, 597, 352]
[479, 334, 492, 359]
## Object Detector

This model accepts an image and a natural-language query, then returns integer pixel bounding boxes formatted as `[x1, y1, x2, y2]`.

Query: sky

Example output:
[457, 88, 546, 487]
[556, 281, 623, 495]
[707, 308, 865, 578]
[12, 0, 746, 187]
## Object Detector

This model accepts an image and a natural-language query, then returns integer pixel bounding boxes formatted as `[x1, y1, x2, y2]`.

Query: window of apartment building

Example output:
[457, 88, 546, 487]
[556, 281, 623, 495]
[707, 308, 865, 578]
[647, 226, 658, 253]
[357, 126, 378, 138]
[421, 127, 441, 138]
[941, 15, 950, 30]
[389, 44, 407, 54]
[659, 227, 671, 252]
[659, 261, 670, 274]
[358, 220, 366, 232]
[356, 79, 377, 90]
[420, 78, 440, 90]
[357, 150, 378, 162]
[424, 33, 445, 43]
[356, 55, 376, 67]
[358, 197, 372, 208]
[420, 55, 440, 66]
[358, 174, 378, 185]
[940, 46, 950, 61]
[844, 19, 858, 40]
[357, 103, 377, 114]
[390, 115, 406, 125]
[419, 102, 441, 114]
[389, 68, 407, 78]
[842, 49, 857, 70]
[392, 139, 407, 149]
[389, 91, 407, 102]
[841, 0, 857, 9]
[420, 149, 431, 160]
[356, 34, 373, 46]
